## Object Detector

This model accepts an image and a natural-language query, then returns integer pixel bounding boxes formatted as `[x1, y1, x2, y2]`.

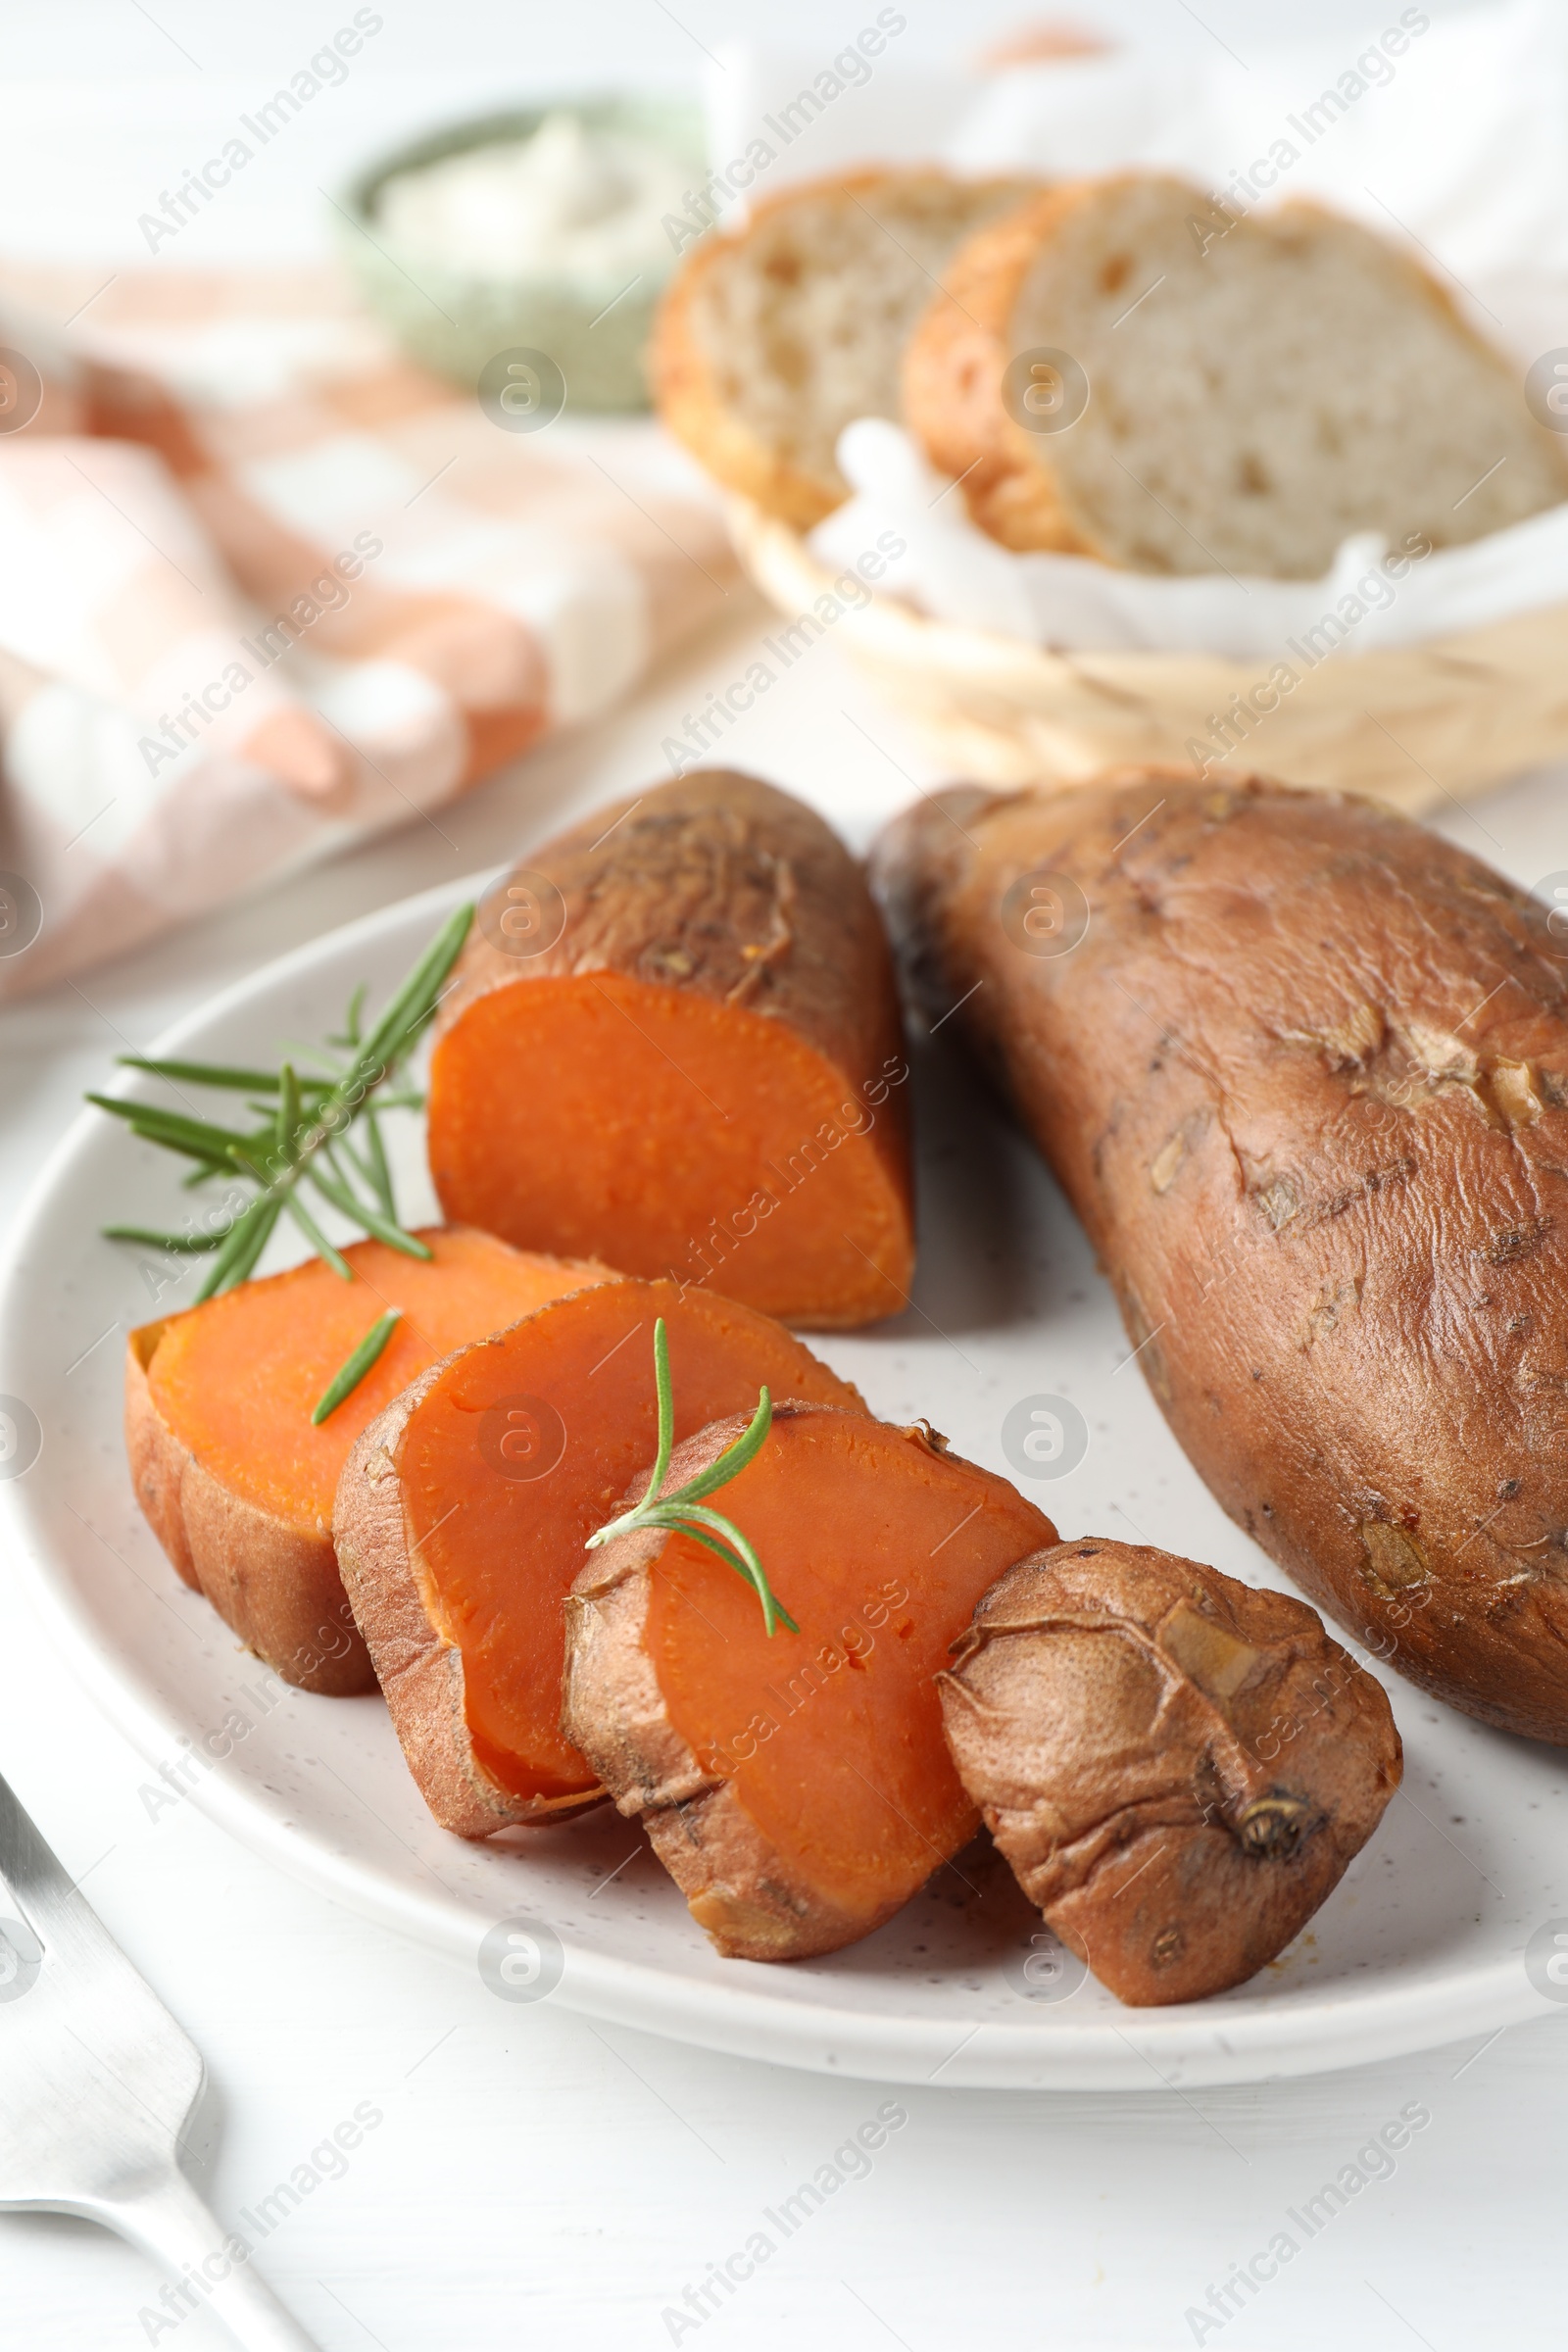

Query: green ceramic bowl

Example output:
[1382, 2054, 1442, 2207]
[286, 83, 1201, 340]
[337, 95, 707, 412]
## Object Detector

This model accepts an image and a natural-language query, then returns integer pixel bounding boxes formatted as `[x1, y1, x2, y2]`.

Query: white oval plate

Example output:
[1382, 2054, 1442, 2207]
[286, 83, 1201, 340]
[1, 875, 1562, 2089]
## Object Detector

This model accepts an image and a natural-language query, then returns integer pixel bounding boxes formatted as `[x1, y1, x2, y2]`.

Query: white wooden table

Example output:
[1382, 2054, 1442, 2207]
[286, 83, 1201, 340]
[2, 6, 1563, 2345]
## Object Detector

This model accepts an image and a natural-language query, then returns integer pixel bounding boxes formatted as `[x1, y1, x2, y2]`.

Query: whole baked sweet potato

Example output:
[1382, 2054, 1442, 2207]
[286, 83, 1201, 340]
[871, 769, 1568, 1743]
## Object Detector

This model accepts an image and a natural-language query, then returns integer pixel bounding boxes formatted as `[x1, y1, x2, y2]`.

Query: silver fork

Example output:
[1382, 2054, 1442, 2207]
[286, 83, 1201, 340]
[0, 1768, 319, 2349]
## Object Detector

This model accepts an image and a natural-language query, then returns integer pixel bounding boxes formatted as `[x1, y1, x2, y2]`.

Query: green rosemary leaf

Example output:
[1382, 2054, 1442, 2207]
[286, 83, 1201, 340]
[306, 1163, 431, 1259]
[87, 1094, 250, 1160]
[311, 1308, 402, 1425]
[195, 1195, 280, 1300]
[116, 1054, 293, 1093]
[357, 902, 473, 1077]
[281, 1187, 353, 1280]
[357, 1107, 395, 1219]
[124, 1128, 237, 1170]
[102, 1225, 224, 1252]
[663, 1386, 772, 1511]
[638, 1316, 676, 1506]
[276, 1061, 302, 1158]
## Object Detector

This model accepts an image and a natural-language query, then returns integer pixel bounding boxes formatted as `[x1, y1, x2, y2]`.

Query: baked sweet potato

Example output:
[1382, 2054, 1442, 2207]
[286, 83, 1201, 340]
[333, 1278, 865, 1834]
[940, 1539, 1401, 2005]
[871, 768, 1568, 1743]
[126, 1227, 612, 1693]
[563, 1404, 1055, 1959]
[426, 770, 915, 1328]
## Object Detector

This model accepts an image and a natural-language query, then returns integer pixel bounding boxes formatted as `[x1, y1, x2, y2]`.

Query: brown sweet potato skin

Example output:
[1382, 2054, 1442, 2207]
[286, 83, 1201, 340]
[124, 1324, 371, 1696]
[428, 769, 914, 1325]
[871, 769, 1568, 1743]
[940, 1539, 1401, 2005]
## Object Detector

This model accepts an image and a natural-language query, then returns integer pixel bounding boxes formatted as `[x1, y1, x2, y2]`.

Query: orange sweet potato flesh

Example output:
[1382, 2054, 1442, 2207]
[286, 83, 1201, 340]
[333, 1277, 866, 1834]
[127, 1227, 612, 1693]
[564, 1407, 1056, 1958]
[426, 770, 915, 1327]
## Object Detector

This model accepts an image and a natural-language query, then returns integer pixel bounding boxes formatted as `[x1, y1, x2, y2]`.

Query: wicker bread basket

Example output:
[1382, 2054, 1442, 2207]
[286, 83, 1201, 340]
[729, 496, 1568, 815]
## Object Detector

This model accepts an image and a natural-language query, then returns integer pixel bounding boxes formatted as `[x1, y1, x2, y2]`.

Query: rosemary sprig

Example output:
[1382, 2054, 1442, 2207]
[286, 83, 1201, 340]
[92, 903, 474, 1300]
[312, 1309, 403, 1425]
[584, 1318, 798, 1637]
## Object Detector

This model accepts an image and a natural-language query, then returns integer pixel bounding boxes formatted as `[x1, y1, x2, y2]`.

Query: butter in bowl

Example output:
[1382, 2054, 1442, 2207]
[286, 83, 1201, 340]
[339, 96, 706, 410]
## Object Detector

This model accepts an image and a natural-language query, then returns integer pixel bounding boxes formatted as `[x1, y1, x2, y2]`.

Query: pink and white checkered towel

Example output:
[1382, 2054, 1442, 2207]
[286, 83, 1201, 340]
[0, 262, 737, 997]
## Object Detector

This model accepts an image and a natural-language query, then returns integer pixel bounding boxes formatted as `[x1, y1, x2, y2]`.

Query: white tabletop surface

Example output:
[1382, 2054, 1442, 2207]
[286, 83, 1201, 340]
[4, 5, 1566, 2347]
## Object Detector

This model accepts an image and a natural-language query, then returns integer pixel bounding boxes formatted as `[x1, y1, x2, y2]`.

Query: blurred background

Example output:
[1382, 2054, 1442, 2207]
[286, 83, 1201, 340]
[0, 0, 1509, 263]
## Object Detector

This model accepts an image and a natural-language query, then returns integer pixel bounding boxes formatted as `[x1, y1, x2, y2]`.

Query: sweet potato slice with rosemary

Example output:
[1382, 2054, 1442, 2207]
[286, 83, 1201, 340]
[940, 1540, 1402, 2004]
[333, 1278, 865, 1834]
[126, 1227, 612, 1694]
[564, 1406, 1055, 1959]
[426, 769, 915, 1328]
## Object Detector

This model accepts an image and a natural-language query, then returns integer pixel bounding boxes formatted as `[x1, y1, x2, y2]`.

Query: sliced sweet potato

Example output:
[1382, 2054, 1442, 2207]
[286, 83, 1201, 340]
[563, 1405, 1055, 1959]
[127, 1227, 612, 1694]
[426, 770, 915, 1328]
[940, 1539, 1402, 2005]
[333, 1277, 865, 1834]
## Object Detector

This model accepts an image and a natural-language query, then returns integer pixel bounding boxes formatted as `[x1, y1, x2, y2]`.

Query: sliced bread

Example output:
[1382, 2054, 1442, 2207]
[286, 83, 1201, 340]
[652, 169, 1040, 530]
[903, 173, 1568, 576]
